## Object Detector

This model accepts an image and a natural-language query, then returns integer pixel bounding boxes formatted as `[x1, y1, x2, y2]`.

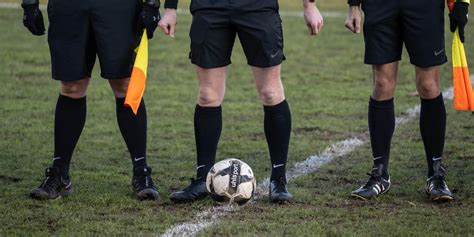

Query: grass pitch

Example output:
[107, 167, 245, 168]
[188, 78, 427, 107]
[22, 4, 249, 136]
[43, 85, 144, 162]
[1, 2, 473, 236]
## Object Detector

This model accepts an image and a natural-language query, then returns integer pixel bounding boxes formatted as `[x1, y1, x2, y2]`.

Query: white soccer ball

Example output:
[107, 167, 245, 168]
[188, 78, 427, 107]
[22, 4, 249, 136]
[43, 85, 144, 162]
[206, 158, 256, 205]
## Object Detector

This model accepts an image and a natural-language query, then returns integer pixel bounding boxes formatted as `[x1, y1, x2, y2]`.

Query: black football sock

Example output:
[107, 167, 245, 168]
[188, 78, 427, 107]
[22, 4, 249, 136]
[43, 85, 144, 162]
[115, 97, 147, 168]
[194, 105, 222, 180]
[264, 100, 292, 181]
[420, 94, 446, 178]
[368, 97, 395, 179]
[53, 94, 87, 178]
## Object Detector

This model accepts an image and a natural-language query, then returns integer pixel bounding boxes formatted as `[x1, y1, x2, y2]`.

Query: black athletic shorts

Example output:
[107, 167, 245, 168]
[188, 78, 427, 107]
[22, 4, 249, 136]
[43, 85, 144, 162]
[47, 0, 142, 81]
[362, 0, 447, 67]
[189, 0, 285, 68]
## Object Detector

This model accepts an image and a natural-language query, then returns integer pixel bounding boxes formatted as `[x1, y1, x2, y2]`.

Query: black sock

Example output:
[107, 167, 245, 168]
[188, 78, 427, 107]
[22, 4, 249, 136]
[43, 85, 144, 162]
[53, 95, 87, 178]
[368, 97, 395, 179]
[264, 100, 292, 181]
[194, 105, 222, 180]
[420, 94, 446, 178]
[116, 97, 147, 168]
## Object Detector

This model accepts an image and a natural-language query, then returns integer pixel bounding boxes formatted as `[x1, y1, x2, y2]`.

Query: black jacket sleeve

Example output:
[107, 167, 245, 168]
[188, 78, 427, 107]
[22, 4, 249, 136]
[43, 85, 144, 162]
[347, 0, 361, 6]
[164, 0, 178, 9]
[22, 0, 38, 4]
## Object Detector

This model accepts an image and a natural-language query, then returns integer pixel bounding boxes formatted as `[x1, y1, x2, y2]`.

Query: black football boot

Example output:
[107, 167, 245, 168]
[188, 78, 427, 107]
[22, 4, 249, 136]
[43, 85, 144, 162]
[269, 176, 293, 203]
[132, 166, 159, 200]
[169, 178, 208, 203]
[426, 159, 453, 202]
[351, 164, 391, 200]
[30, 167, 72, 200]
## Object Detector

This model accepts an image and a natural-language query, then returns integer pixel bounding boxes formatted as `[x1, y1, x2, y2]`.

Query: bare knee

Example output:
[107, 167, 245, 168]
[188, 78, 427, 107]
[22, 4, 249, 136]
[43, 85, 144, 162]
[259, 87, 284, 106]
[416, 67, 440, 99]
[109, 78, 130, 98]
[60, 78, 90, 98]
[196, 67, 226, 107]
[373, 77, 396, 98]
[198, 87, 224, 107]
[416, 78, 440, 99]
[372, 64, 397, 100]
[253, 66, 285, 105]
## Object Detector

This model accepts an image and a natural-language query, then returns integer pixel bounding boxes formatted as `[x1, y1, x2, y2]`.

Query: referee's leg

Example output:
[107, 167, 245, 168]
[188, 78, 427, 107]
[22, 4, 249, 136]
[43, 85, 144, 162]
[252, 65, 293, 203]
[415, 66, 446, 177]
[53, 78, 90, 177]
[109, 78, 149, 169]
[194, 66, 226, 178]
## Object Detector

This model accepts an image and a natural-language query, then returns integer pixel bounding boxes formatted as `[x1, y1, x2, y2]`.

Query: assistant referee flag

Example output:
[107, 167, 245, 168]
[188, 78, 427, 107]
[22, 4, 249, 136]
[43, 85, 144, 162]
[448, 0, 474, 111]
[125, 30, 148, 115]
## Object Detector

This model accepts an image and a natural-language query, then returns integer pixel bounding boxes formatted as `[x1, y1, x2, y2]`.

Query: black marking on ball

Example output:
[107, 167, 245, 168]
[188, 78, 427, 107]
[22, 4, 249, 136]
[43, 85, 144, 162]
[215, 168, 231, 177]
[239, 175, 253, 183]
[228, 160, 241, 195]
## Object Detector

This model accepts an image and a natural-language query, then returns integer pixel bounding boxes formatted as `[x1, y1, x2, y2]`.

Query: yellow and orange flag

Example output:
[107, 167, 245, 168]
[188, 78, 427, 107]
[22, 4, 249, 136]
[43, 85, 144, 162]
[125, 30, 148, 115]
[448, 0, 474, 111]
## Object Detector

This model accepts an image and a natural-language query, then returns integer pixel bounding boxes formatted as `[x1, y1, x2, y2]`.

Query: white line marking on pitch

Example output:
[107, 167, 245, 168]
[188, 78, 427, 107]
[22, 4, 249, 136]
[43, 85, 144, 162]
[162, 77, 467, 237]
[0, 3, 345, 18]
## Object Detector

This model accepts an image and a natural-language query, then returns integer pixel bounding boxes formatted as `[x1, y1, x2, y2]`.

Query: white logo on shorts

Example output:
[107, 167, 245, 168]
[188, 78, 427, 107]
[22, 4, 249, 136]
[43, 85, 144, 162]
[434, 48, 445, 56]
[271, 50, 280, 58]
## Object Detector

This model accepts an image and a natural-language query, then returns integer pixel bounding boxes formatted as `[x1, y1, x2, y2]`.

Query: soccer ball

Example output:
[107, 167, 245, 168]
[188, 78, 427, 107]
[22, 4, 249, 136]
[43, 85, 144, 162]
[206, 158, 256, 205]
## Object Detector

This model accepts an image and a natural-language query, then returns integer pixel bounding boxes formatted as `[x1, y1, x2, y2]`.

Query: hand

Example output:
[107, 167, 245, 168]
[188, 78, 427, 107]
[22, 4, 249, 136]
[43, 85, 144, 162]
[449, 2, 469, 43]
[344, 6, 362, 33]
[139, 3, 161, 39]
[158, 8, 177, 38]
[303, 3, 324, 35]
[22, 2, 45, 36]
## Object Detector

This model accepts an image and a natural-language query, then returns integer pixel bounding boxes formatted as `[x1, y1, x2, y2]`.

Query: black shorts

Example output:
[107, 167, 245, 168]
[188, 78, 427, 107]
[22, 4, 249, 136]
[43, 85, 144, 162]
[189, 4, 285, 69]
[362, 0, 447, 67]
[47, 0, 142, 81]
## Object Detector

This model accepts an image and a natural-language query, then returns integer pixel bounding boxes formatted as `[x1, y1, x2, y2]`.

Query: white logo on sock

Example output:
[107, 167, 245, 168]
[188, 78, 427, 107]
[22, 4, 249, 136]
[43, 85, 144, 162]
[53, 157, 61, 161]
[273, 164, 285, 168]
[372, 156, 382, 161]
[134, 157, 145, 162]
[196, 165, 206, 170]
